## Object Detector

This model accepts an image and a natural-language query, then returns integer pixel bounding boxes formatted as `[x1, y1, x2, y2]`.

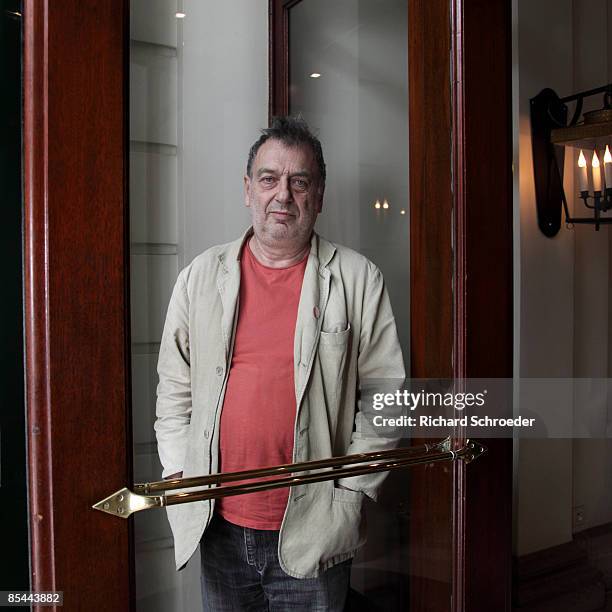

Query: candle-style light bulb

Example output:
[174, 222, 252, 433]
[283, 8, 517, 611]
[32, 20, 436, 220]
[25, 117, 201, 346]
[374, 200, 381, 210]
[604, 145, 612, 190]
[578, 150, 589, 193]
[382, 199, 389, 209]
[592, 150, 603, 192]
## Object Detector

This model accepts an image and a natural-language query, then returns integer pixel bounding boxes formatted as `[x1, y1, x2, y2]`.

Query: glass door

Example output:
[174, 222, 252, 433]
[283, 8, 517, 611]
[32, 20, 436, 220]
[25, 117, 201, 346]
[128, 0, 454, 609]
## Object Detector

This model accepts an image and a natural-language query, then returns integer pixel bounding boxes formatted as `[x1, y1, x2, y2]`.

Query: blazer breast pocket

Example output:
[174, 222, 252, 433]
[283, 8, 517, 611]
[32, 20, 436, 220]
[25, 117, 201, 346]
[316, 323, 352, 428]
[319, 322, 351, 348]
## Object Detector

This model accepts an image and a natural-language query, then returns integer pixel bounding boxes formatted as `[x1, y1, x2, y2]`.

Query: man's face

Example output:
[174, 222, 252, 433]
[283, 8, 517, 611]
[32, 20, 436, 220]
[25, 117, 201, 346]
[244, 138, 324, 250]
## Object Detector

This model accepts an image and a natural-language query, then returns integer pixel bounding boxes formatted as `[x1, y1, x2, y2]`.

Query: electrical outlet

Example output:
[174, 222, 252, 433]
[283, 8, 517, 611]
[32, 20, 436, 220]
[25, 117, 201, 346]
[573, 505, 586, 528]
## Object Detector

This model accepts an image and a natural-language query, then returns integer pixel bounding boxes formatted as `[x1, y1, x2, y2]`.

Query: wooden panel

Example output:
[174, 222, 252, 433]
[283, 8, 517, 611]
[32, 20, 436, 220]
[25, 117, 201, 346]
[23, 0, 133, 609]
[460, 0, 513, 610]
[409, 0, 454, 381]
[269, 0, 304, 119]
[409, 0, 514, 609]
[269, 0, 289, 117]
[408, 0, 454, 610]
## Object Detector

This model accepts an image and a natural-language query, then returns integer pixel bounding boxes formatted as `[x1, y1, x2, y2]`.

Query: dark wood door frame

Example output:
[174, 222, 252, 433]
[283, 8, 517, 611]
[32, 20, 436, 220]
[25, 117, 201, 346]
[22, 0, 511, 608]
[23, 0, 134, 609]
[458, 1, 513, 609]
[408, 1, 455, 609]
[411, 1, 514, 609]
[270, 1, 513, 611]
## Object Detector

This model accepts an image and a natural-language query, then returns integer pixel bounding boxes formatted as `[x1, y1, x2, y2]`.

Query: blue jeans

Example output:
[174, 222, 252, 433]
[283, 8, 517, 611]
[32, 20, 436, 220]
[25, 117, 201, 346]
[200, 512, 352, 611]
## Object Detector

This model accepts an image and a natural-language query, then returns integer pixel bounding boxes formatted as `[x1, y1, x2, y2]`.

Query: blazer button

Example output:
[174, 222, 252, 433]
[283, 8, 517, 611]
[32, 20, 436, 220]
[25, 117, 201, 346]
[216, 366, 224, 376]
[313, 306, 320, 319]
[204, 430, 209, 439]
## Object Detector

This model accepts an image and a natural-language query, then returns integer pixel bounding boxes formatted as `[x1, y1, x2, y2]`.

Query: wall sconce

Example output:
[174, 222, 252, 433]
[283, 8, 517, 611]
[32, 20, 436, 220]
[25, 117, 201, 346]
[530, 84, 612, 235]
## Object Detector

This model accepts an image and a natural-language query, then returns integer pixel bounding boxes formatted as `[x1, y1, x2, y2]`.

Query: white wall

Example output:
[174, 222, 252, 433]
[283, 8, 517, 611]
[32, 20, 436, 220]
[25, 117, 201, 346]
[514, 0, 575, 557]
[514, 0, 612, 556]
[180, 0, 268, 266]
[571, 0, 612, 534]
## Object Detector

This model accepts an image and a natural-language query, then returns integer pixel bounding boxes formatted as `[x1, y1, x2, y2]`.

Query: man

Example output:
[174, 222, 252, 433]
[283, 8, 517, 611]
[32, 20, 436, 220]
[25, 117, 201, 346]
[155, 116, 405, 611]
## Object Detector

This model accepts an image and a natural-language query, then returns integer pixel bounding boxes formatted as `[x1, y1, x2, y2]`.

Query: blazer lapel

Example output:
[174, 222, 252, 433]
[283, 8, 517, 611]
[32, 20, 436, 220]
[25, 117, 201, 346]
[293, 232, 335, 401]
[216, 229, 251, 359]
[216, 261, 240, 360]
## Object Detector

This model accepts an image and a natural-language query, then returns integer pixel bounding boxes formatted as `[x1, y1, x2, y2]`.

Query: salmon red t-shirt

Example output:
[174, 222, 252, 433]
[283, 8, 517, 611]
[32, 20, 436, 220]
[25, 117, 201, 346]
[216, 241, 308, 529]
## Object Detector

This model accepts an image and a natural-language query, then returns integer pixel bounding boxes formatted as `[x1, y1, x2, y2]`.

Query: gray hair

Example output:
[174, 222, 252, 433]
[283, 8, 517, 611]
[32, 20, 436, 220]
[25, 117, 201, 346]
[246, 116, 326, 186]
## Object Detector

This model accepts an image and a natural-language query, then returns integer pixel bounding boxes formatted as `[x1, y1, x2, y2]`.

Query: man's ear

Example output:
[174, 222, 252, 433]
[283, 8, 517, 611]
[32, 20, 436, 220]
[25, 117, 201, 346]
[316, 182, 325, 213]
[244, 174, 251, 208]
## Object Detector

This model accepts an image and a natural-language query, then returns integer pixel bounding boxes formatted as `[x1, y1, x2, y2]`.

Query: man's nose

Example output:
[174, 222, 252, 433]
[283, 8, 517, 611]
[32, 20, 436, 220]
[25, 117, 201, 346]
[275, 176, 292, 203]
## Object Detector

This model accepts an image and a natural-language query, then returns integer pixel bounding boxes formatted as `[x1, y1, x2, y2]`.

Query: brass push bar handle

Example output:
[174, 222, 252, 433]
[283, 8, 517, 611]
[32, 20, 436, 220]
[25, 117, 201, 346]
[92, 437, 486, 519]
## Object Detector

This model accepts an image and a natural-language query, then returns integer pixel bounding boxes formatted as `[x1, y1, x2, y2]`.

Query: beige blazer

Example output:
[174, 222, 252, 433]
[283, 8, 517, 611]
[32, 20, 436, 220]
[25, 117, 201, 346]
[155, 228, 405, 578]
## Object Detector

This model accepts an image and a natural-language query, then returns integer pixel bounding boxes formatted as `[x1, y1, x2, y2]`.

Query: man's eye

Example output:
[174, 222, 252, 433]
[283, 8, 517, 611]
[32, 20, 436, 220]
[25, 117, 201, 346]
[261, 176, 275, 184]
[293, 179, 308, 190]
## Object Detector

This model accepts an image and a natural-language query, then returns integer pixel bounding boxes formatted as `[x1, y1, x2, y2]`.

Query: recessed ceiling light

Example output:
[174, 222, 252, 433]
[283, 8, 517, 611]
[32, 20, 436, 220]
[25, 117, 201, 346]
[310, 73, 321, 79]
[176, 12, 186, 18]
